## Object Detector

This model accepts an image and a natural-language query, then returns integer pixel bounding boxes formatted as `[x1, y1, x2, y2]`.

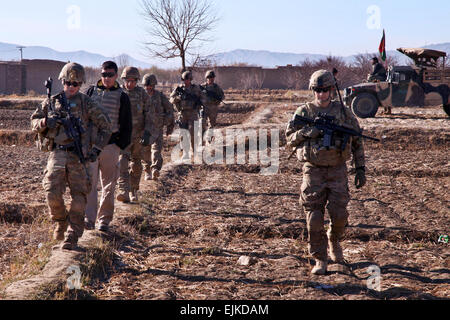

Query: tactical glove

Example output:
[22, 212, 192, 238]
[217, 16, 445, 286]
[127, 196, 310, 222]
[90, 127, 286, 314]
[140, 130, 152, 146]
[166, 123, 175, 136]
[355, 167, 366, 189]
[87, 147, 101, 163]
[46, 112, 60, 129]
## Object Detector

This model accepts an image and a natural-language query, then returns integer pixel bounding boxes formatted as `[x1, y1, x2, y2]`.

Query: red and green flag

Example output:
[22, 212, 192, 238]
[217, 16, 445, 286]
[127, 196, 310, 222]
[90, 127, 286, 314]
[379, 29, 386, 61]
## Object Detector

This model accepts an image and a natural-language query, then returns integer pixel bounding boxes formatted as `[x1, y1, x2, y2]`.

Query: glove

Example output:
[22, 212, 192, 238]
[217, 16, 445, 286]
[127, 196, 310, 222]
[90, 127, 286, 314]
[46, 112, 60, 129]
[355, 167, 366, 189]
[298, 126, 322, 140]
[87, 147, 101, 163]
[140, 130, 151, 146]
[166, 123, 174, 136]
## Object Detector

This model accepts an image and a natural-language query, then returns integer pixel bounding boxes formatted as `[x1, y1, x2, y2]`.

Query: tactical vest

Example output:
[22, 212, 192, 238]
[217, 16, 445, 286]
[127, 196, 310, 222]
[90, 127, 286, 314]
[35, 93, 89, 153]
[123, 86, 147, 139]
[90, 84, 122, 133]
[297, 101, 353, 167]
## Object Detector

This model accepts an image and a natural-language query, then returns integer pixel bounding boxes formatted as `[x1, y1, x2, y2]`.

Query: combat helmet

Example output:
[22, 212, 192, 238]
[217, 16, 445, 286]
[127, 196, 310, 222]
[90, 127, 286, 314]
[181, 71, 193, 81]
[142, 74, 158, 86]
[59, 62, 86, 83]
[309, 69, 335, 90]
[121, 66, 140, 80]
[205, 70, 216, 79]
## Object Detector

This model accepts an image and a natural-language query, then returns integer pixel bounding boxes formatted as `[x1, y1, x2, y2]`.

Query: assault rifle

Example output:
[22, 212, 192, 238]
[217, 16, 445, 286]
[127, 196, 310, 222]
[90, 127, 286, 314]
[45, 78, 90, 179]
[287, 113, 380, 159]
[199, 85, 227, 106]
[175, 86, 205, 122]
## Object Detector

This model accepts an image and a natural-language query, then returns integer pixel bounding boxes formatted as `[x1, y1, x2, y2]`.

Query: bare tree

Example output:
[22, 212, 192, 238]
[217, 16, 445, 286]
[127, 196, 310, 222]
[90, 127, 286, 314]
[139, 0, 219, 72]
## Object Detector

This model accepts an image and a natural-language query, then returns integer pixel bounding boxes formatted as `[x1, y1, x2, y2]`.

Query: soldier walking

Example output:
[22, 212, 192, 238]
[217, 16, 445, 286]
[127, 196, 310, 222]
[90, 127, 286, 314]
[201, 70, 225, 131]
[286, 70, 367, 275]
[85, 61, 132, 232]
[142, 74, 175, 181]
[169, 71, 206, 157]
[116, 67, 156, 202]
[31, 62, 111, 250]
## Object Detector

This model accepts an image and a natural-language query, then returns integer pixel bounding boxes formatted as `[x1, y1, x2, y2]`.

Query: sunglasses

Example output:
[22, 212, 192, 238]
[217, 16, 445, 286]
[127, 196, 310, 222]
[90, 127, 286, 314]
[64, 81, 80, 88]
[101, 72, 116, 78]
[313, 87, 332, 93]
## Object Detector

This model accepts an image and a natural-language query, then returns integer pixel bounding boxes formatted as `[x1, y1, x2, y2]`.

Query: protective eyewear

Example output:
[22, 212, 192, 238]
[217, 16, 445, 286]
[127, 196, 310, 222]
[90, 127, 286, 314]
[101, 72, 116, 78]
[64, 81, 80, 88]
[313, 87, 332, 93]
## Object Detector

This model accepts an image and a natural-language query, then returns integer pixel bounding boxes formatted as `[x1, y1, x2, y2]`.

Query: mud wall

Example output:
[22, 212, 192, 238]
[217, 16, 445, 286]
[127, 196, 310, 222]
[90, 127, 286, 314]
[0, 62, 26, 94]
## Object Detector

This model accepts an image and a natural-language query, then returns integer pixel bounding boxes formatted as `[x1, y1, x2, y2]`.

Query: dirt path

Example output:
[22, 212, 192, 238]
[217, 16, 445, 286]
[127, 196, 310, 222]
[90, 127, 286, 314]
[0, 100, 448, 300]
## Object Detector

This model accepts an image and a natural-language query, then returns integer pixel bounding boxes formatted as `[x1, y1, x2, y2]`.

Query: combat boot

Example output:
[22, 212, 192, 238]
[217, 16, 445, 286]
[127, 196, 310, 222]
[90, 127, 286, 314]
[145, 172, 152, 181]
[116, 192, 130, 203]
[61, 233, 78, 250]
[328, 240, 344, 263]
[53, 220, 68, 241]
[311, 259, 327, 275]
[130, 190, 139, 202]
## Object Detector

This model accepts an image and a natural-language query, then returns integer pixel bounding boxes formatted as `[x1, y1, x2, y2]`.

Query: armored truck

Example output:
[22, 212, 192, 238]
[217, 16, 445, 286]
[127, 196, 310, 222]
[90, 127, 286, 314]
[343, 48, 450, 118]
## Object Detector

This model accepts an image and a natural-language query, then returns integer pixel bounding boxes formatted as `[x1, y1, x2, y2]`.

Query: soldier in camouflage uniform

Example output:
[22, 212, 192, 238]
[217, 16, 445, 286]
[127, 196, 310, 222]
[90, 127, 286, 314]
[117, 67, 156, 202]
[31, 62, 111, 250]
[170, 71, 206, 155]
[286, 70, 367, 275]
[142, 74, 175, 181]
[200, 70, 225, 131]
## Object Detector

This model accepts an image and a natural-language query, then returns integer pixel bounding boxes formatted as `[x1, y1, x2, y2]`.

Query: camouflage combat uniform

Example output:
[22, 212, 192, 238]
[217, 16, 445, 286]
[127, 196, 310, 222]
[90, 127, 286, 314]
[170, 72, 206, 151]
[286, 70, 366, 275]
[201, 72, 225, 130]
[143, 88, 174, 179]
[31, 66, 111, 248]
[118, 84, 154, 200]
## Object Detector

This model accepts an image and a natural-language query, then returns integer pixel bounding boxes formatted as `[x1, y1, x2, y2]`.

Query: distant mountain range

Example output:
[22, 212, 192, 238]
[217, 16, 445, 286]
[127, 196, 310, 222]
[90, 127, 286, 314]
[1, 41, 450, 69]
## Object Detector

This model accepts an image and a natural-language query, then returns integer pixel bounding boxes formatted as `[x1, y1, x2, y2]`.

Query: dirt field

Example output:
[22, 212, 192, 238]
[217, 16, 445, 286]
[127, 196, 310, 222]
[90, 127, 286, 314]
[0, 91, 448, 300]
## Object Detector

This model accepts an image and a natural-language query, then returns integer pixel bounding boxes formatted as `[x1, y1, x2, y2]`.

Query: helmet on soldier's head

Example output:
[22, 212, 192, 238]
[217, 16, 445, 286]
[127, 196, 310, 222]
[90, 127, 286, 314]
[309, 70, 335, 90]
[59, 62, 86, 83]
[205, 70, 215, 79]
[142, 74, 158, 86]
[181, 71, 193, 81]
[121, 66, 140, 80]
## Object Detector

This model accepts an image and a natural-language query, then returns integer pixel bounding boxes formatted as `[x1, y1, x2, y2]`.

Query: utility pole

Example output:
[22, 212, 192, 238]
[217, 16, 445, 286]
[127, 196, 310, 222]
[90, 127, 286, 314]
[17, 46, 26, 61]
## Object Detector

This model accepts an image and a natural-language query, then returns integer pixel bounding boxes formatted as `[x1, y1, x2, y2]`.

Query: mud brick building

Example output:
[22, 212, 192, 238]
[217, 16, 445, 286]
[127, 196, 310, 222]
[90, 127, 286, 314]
[0, 59, 66, 95]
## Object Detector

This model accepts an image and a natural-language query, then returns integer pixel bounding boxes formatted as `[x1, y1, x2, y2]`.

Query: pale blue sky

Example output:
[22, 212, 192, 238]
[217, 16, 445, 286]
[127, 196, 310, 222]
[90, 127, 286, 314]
[0, 0, 449, 62]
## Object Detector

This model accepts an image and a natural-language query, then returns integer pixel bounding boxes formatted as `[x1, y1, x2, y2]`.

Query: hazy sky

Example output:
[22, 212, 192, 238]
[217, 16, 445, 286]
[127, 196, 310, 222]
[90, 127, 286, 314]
[1, 0, 449, 62]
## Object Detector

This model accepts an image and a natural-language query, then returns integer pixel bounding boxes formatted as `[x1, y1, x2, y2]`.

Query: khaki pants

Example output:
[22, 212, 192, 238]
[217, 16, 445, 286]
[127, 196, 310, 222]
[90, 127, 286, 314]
[118, 138, 145, 193]
[85, 143, 120, 226]
[300, 162, 350, 260]
[43, 150, 91, 239]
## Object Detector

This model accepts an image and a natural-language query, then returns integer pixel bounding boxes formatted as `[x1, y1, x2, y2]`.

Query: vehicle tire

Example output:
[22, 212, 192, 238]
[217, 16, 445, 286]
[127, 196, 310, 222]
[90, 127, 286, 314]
[443, 104, 450, 118]
[351, 93, 380, 118]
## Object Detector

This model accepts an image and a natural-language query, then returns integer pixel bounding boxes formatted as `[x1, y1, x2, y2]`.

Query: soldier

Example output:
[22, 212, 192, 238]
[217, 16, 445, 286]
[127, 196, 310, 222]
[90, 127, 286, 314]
[367, 57, 387, 82]
[116, 67, 156, 202]
[31, 62, 111, 250]
[142, 74, 175, 181]
[286, 70, 367, 275]
[85, 61, 132, 232]
[200, 70, 225, 131]
[169, 71, 206, 156]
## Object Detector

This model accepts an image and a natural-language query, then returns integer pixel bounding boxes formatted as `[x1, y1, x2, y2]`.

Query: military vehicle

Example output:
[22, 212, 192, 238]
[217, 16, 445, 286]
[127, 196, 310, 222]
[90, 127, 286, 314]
[343, 48, 450, 118]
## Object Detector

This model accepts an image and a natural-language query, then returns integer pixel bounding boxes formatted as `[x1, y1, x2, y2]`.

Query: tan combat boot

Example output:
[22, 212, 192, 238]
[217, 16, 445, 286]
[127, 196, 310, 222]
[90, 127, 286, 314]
[328, 240, 344, 263]
[61, 233, 78, 250]
[311, 259, 328, 275]
[130, 190, 139, 202]
[116, 192, 130, 203]
[53, 220, 69, 241]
